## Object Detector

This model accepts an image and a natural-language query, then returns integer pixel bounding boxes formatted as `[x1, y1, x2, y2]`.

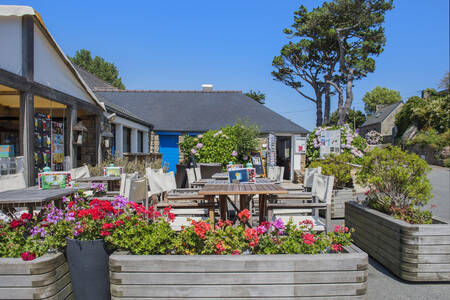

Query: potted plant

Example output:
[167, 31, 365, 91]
[309, 153, 357, 218]
[109, 211, 368, 299]
[346, 146, 450, 281]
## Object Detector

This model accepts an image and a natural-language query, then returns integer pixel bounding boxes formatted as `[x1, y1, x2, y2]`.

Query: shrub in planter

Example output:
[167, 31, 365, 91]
[179, 123, 259, 167]
[357, 146, 433, 223]
[308, 153, 354, 189]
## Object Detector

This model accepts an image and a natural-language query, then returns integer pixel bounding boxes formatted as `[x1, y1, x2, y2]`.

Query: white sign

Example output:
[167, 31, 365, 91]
[320, 130, 341, 158]
[294, 136, 307, 154]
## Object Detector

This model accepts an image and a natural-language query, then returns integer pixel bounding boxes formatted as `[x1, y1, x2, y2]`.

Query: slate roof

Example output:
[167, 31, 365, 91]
[361, 102, 403, 127]
[95, 90, 308, 134]
[73, 65, 119, 91]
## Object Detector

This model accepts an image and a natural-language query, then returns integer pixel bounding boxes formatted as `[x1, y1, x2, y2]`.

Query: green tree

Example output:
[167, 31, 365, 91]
[272, 5, 340, 126]
[438, 71, 449, 90]
[244, 90, 266, 104]
[317, 0, 394, 125]
[69, 49, 125, 90]
[329, 109, 366, 130]
[362, 86, 402, 114]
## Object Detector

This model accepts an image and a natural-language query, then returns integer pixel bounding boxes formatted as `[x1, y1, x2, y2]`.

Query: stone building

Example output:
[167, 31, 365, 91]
[360, 102, 403, 143]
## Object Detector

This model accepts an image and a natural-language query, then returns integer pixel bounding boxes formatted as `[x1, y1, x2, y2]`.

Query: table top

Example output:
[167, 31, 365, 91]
[0, 184, 91, 205]
[76, 176, 121, 182]
[211, 172, 228, 180]
[198, 183, 288, 195]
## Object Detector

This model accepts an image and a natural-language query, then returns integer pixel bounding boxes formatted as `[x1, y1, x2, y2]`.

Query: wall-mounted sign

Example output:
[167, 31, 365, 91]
[250, 151, 266, 177]
[294, 136, 307, 154]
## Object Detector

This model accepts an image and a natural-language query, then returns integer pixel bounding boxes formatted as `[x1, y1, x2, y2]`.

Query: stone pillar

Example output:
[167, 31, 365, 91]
[115, 124, 123, 157]
[65, 105, 77, 168]
[143, 131, 149, 153]
[131, 128, 138, 153]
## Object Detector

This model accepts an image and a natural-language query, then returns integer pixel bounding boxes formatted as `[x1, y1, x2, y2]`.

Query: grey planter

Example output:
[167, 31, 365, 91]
[110, 246, 368, 299]
[0, 252, 72, 299]
[346, 201, 450, 282]
[331, 188, 356, 219]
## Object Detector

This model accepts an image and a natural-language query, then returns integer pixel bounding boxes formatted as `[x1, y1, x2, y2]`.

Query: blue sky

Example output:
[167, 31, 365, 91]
[5, 0, 449, 131]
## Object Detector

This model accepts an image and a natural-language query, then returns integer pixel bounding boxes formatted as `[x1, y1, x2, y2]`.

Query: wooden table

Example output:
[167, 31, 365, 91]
[0, 184, 91, 212]
[198, 183, 288, 223]
[76, 176, 121, 191]
[211, 172, 228, 180]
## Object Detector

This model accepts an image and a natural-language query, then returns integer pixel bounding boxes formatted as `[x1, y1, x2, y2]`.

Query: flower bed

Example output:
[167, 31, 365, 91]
[0, 252, 72, 299]
[110, 244, 368, 299]
[346, 202, 450, 281]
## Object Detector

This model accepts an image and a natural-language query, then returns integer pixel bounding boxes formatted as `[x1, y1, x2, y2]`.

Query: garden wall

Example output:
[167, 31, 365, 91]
[331, 188, 356, 218]
[0, 252, 73, 299]
[346, 202, 450, 281]
[110, 246, 368, 299]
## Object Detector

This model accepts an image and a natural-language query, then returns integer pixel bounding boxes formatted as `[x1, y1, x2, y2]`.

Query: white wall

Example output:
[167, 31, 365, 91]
[0, 17, 22, 75]
[33, 25, 93, 103]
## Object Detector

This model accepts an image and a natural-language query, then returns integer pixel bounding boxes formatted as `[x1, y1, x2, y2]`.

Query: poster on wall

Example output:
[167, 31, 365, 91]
[294, 136, 307, 154]
[34, 113, 52, 175]
[320, 129, 341, 158]
[267, 133, 277, 167]
[51, 121, 64, 171]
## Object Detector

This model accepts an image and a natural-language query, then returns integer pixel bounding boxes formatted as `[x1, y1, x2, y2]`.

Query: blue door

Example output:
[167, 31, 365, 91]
[159, 134, 179, 173]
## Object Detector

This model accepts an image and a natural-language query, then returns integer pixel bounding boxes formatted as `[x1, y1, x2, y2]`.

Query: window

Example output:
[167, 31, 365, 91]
[123, 127, 131, 153]
[138, 131, 144, 153]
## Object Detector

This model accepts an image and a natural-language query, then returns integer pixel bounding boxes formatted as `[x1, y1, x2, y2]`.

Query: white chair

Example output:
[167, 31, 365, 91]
[269, 174, 334, 232]
[185, 168, 196, 188]
[194, 167, 202, 181]
[277, 166, 285, 183]
[120, 173, 138, 197]
[0, 173, 26, 192]
[304, 167, 322, 191]
[70, 165, 90, 181]
[124, 177, 148, 206]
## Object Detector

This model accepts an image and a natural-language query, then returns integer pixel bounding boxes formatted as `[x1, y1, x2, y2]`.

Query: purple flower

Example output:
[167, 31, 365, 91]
[232, 151, 238, 157]
[91, 182, 105, 192]
[196, 143, 203, 149]
[30, 226, 47, 237]
[271, 218, 285, 234]
[46, 205, 64, 224]
[191, 148, 197, 154]
[112, 195, 129, 210]
[64, 211, 75, 222]
[243, 155, 248, 161]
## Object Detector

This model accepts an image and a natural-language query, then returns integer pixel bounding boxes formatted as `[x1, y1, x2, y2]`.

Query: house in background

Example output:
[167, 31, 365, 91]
[94, 85, 309, 180]
[360, 102, 403, 143]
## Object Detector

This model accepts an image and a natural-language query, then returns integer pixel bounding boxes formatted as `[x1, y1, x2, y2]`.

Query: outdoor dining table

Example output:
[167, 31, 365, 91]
[0, 183, 91, 213]
[76, 176, 121, 191]
[198, 182, 288, 224]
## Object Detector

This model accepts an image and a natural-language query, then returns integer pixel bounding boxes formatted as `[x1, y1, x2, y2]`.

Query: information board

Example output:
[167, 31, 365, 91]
[319, 129, 341, 158]
[250, 151, 266, 177]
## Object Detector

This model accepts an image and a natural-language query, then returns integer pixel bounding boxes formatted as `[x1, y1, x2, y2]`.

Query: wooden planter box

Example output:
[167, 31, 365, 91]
[110, 245, 368, 299]
[331, 188, 356, 219]
[346, 201, 450, 282]
[0, 252, 73, 299]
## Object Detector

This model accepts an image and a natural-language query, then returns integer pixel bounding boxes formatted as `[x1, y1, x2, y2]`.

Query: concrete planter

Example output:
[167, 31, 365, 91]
[0, 252, 73, 299]
[110, 246, 368, 299]
[331, 188, 356, 219]
[346, 201, 450, 282]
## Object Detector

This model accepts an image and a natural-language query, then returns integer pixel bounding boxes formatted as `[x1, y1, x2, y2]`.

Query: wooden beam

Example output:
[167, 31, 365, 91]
[20, 92, 34, 186]
[65, 105, 77, 168]
[22, 16, 34, 81]
[0, 68, 101, 115]
[0, 91, 20, 95]
[96, 115, 102, 165]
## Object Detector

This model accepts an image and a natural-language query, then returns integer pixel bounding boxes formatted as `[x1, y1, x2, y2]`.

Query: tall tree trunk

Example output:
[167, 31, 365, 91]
[323, 83, 331, 125]
[338, 68, 354, 125]
[315, 91, 323, 127]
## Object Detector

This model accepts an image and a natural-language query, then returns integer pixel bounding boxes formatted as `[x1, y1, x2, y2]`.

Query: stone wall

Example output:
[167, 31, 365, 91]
[149, 131, 160, 153]
[381, 103, 403, 137]
[178, 135, 185, 164]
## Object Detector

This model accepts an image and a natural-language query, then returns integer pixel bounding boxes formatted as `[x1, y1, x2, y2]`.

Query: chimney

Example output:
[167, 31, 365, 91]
[201, 84, 213, 92]
[375, 104, 386, 113]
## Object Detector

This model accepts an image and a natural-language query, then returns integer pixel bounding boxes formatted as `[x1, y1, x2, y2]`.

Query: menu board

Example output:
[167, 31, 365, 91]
[267, 134, 276, 167]
[250, 151, 265, 177]
[34, 113, 52, 174]
[51, 121, 64, 171]
[320, 129, 341, 158]
[294, 136, 307, 154]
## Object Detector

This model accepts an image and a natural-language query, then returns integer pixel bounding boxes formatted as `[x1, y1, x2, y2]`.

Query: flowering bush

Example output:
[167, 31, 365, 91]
[179, 123, 259, 167]
[306, 126, 367, 165]
[365, 130, 383, 145]
[357, 146, 433, 224]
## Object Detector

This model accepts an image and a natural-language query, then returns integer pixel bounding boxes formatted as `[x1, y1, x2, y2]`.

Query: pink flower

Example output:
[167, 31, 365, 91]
[191, 148, 197, 154]
[21, 252, 36, 261]
[232, 151, 238, 157]
[196, 143, 203, 149]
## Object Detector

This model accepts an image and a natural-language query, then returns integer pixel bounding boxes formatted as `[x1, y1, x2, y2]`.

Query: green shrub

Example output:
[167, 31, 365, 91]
[88, 156, 164, 176]
[179, 123, 259, 167]
[357, 146, 433, 223]
[309, 153, 354, 189]
[407, 128, 450, 151]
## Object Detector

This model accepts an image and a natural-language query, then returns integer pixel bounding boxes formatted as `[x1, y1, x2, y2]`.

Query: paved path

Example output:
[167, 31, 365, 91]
[424, 166, 450, 221]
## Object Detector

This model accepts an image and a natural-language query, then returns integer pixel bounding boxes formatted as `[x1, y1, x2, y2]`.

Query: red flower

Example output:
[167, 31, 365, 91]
[238, 209, 251, 222]
[192, 220, 211, 239]
[100, 230, 111, 236]
[102, 223, 114, 230]
[302, 233, 315, 245]
[21, 252, 36, 261]
[68, 201, 76, 209]
[331, 243, 343, 252]
[10, 219, 24, 229]
[334, 225, 348, 233]
[245, 228, 259, 247]
[114, 220, 124, 227]
[232, 249, 240, 255]
[216, 241, 225, 254]
[20, 213, 32, 220]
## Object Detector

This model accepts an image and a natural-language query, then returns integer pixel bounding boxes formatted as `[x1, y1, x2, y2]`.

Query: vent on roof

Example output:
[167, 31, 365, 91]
[201, 84, 213, 92]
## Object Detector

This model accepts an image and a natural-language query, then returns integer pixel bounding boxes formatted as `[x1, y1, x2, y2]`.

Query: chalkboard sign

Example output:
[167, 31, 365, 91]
[250, 151, 266, 177]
